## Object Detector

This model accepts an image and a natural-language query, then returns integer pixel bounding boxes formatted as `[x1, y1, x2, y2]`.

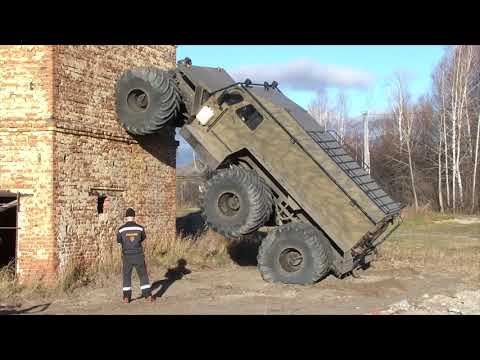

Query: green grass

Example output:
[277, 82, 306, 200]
[378, 212, 480, 275]
[388, 218, 480, 250]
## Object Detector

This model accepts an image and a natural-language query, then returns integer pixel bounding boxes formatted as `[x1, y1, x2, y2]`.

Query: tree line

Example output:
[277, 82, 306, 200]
[308, 46, 480, 214]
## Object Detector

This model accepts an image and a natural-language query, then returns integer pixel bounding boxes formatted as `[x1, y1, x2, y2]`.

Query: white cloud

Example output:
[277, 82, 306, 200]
[230, 58, 375, 92]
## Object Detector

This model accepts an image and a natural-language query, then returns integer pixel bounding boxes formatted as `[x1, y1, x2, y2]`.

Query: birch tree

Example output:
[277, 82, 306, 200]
[308, 90, 330, 131]
[335, 91, 348, 143]
[448, 45, 474, 211]
[430, 45, 480, 213]
[471, 112, 480, 212]
[441, 69, 450, 208]
[390, 72, 419, 210]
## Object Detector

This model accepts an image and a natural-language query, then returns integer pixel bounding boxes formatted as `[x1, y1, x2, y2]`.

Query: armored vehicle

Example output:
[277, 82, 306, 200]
[115, 57, 403, 285]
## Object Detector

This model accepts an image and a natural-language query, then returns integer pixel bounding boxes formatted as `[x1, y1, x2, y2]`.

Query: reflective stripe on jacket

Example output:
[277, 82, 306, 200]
[116, 221, 146, 256]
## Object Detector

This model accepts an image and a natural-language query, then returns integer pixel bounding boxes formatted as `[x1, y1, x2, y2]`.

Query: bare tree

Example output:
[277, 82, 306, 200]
[390, 72, 407, 146]
[441, 69, 451, 208]
[310, 46, 480, 215]
[471, 112, 480, 212]
[448, 46, 474, 212]
[363, 111, 370, 173]
[335, 91, 349, 142]
[308, 90, 330, 131]
[438, 116, 444, 212]
[430, 45, 480, 213]
[390, 72, 419, 210]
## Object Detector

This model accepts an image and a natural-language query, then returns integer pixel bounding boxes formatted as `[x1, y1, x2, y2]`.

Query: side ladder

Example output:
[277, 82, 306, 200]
[307, 130, 402, 216]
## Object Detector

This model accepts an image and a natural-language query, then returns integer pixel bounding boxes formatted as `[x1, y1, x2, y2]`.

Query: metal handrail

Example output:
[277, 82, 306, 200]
[308, 130, 370, 173]
[325, 129, 371, 172]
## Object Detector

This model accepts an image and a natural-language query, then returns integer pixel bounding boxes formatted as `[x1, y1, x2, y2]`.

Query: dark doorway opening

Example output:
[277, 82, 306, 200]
[0, 193, 17, 269]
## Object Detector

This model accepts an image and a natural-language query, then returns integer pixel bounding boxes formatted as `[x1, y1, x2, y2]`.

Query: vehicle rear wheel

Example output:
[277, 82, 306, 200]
[115, 67, 181, 135]
[257, 222, 333, 284]
[201, 167, 273, 240]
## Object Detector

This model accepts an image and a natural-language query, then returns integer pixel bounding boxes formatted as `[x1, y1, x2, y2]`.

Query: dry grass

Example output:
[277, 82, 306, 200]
[55, 226, 232, 294]
[400, 204, 454, 224]
[53, 208, 480, 293]
[0, 261, 51, 303]
[4, 207, 478, 302]
[0, 223, 232, 303]
[0, 261, 19, 300]
[377, 207, 480, 276]
[147, 229, 230, 267]
[377, 243, 480, 274]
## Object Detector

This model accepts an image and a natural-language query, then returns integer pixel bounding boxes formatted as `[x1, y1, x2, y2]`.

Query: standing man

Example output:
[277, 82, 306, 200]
[117, 207, 154, 303]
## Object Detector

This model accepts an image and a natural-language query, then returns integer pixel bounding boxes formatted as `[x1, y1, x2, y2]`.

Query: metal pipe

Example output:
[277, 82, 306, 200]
[210, 81, 277, 96]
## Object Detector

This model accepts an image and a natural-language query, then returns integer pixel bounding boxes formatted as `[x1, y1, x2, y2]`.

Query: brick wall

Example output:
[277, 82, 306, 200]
[0, 45, 177, 282]
[0, 46, 57, 281]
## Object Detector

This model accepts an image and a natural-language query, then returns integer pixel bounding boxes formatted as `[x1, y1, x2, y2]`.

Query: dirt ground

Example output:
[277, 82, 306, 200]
[1, 211, 480, 315]
[1, 262, 478, 315]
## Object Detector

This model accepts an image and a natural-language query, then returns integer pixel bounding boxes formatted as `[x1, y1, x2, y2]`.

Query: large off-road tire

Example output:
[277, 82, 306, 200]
[201, 167, 274, 240]
[257, 223, 333, 285]
[115, 67, 181, 135]
[258, 176, 275, 224]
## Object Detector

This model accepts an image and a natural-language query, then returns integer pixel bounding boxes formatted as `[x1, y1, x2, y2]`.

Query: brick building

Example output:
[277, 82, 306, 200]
[0, 45, 178, 283]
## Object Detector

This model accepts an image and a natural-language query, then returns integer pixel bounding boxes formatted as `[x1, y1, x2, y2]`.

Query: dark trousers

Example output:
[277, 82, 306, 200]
[122, 254, 151, 299]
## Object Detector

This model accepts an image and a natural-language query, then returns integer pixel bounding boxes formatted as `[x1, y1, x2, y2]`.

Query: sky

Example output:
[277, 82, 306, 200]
[175, 45, 446, 165]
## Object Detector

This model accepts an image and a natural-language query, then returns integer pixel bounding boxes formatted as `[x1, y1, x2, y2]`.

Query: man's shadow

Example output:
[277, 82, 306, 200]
[0, 303, 50, 315]
[151, 259, 191, 299]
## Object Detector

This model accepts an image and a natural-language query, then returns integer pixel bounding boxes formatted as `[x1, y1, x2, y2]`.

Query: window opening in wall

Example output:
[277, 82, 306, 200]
[236, 104, 264, 131]
[97, 195, 107, 214]
[0, 193, 18, 269]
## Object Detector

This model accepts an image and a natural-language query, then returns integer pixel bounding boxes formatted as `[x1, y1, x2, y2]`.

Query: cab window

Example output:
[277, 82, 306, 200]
[236, 104, 264, 131]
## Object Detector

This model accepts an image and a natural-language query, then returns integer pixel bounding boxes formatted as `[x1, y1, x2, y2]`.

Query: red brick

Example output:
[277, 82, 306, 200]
[1, 45, 177, 284]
